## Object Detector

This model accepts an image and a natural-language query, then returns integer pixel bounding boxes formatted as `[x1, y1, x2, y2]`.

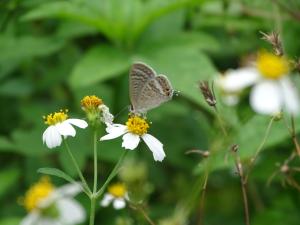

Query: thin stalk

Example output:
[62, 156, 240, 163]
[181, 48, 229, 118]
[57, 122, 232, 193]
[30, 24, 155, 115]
[93, 131, 98, 193]
[198, 171, 209, 225]
[213, 106, 228, 137]
[63, 140, 91, 196]
[95, 150, 128, 198]
[245, 117, 274, 182]
[89, 197, 96, 225]
[135, 205, 156, 225]
[282, 115, 300, 156]
[233, 152, 250, 225]
[290, 116, 300, 156]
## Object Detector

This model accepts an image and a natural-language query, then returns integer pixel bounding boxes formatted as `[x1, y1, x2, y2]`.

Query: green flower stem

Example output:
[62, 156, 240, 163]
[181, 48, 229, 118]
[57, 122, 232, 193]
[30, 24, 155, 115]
[89, 130, 98, 225]
[63, 140, 91, 196]
[93, 130, 98, 193]
[89, 196, 96, 225]
[95, 150, 128, 199]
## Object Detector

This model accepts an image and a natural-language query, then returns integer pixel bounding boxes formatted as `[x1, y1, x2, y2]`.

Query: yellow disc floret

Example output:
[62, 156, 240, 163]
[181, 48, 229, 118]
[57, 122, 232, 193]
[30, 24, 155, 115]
[22, 176, 55, 212]
[43, 109, 68, 126]
[257, 51, 290, 79]
[126, 116, 149, 136]
[81, 95, 103, 110]
[108, 183, 126, 198]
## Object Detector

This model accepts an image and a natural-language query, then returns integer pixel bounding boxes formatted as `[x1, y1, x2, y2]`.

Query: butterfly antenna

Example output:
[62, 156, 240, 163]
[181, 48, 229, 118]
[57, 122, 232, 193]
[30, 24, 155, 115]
[114, 105, 130, 119]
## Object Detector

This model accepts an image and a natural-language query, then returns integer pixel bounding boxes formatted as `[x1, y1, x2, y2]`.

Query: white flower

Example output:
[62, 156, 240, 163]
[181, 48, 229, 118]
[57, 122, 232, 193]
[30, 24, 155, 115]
[100, 183, 127, 210]
[20, 177, 86, 225]
[42, 110, 88, 149]
[100, 116, 166, 162]
[217, 52, 300, 116]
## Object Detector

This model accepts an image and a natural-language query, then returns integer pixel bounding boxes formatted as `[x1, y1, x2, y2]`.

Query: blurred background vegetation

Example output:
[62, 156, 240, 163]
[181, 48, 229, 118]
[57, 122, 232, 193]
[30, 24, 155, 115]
[1, 0, 300, 224]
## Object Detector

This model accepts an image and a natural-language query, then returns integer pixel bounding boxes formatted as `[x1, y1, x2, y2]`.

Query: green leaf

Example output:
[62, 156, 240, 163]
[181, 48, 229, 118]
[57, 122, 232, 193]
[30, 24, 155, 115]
[0, 79, 33, 97]
[69, 45, 131, 88]
[130, 0, 197, 43]
[0, 218, 22, 225]
[236, 115, 300, 159]
[138, 31, 220, 53]
[0, 35, 64, 79]
[22, 1, 115, 41]
[38, 167, 75, 183]
[0, 35, 64, 62]
[11, 128, 46, 156]
[56, 21, 99, 40]
[0, 168, 20, 199]
[0, 136, 14, 151]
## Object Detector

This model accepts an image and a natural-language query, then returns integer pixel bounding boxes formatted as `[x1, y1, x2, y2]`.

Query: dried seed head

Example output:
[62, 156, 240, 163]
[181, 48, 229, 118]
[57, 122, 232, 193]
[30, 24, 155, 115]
[185, 149, 210, 158]
[198, 81, 217, 107]
[294, 58, 300, 74]
[280, 164, 289, 173]
[231, 144, 239, 153]
[260, 31, 283, 56]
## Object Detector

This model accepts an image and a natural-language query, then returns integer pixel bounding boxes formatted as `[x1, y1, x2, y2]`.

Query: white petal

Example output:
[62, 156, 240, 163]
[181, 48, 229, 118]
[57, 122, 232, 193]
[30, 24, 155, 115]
[122, 133, 140, 150]
[100, 194, 114, 207]
[20, 212, 40, 225]
[222, 94, 240, 106]
[42, 126, 62, 149]
[56, 183, 82, 197]
[38, 219, 60, 225]
[100, 124, 127, 141]
[250, 81, 282, 115]
[218, 67, 260, 92]
[113, 198, 126, 209]
[142, 134, 166, 162]
[66, 119, 88, 129]
[279, 77, 300, 115]
[55, 121, 76, 137]
[57, 198, 86, 224]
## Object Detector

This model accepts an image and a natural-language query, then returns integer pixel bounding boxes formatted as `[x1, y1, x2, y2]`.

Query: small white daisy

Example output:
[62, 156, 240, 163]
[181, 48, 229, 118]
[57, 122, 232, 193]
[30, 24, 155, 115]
[42, 110, 88, 149]
[100, 116, 166, 162]
[217, 51, 300, 116]
[100, 183, 127, 210]
[20, 177, 86, 225]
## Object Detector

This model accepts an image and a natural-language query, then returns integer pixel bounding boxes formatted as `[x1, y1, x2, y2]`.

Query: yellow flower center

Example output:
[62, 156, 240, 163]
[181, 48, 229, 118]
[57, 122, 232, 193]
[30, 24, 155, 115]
[81, 95, 103, 110]
[21, 176, 55, 212]
[43, 109, 68, 126]
[256, 52, 289, 79]
[126, 116, 149, 136]
[108, 183, 126, 198]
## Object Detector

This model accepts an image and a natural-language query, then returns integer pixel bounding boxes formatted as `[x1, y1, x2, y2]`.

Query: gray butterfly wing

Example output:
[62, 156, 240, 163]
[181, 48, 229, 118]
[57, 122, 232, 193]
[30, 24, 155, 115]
[156, 75, 174, 99]
[130, 62, 156, 111]
[135, 75, 174, 113]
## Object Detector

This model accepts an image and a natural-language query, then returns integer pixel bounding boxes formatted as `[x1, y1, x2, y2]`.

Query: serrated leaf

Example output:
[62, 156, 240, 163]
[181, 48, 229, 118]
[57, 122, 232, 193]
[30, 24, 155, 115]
[69, 45, 131, 88]
[38, 167, 75, 183]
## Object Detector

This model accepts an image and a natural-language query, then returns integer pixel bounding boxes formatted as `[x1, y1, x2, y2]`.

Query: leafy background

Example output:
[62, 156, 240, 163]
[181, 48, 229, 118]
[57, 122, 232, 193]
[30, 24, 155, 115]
[0, 0, 300, 224]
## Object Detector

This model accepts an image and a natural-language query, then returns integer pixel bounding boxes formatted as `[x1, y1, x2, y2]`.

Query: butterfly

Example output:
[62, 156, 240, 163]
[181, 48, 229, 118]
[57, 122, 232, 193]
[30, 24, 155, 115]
[129, 62, 174, 115]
